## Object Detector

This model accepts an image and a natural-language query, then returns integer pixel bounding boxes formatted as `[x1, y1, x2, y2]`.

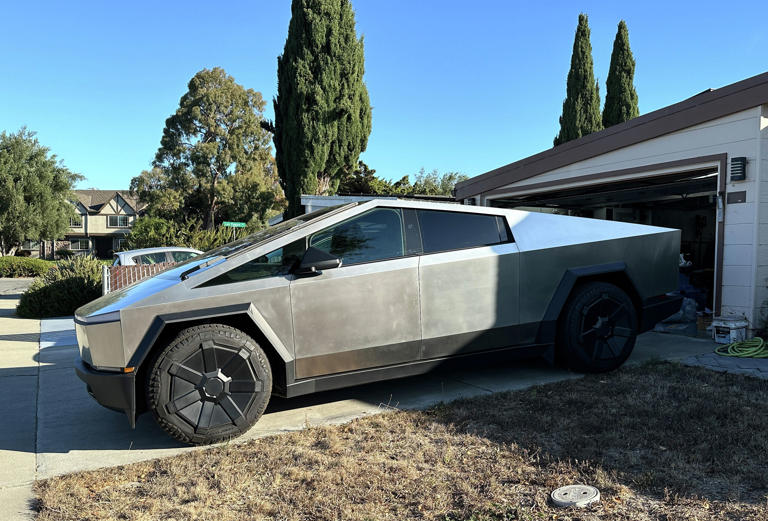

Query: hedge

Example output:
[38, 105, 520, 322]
[16, 256, 103, 318]
[0, 257, 55, 278]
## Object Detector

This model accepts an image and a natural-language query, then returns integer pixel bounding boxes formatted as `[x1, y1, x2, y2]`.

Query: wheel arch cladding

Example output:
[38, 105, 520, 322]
[131, 307, 292, 414]
[537, 263, 642, 344]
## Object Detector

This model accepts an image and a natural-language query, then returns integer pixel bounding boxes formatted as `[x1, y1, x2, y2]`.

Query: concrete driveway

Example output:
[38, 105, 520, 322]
[0, 277, 718, 519]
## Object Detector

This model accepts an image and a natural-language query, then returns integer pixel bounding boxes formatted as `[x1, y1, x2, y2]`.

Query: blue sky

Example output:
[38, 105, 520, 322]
[1, 1, 766, 189]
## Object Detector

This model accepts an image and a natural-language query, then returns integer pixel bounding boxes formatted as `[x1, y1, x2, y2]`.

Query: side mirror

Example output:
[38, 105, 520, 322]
[295, 247, 341, 276]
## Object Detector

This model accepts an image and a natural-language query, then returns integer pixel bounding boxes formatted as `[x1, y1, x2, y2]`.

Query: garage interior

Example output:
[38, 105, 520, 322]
[489, 168, 720, 337]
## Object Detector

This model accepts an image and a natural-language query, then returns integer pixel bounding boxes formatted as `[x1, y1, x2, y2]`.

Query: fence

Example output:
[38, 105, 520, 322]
[102, 262, 176, 294]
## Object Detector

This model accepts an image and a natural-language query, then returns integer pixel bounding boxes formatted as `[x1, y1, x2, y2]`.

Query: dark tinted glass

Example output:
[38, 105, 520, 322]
[171, 251, 198, 262]
[417, 210, 508, 253]
[200, 239, 305, 286]
[310, 208, 405, 265]
[135, 252, 167, 265]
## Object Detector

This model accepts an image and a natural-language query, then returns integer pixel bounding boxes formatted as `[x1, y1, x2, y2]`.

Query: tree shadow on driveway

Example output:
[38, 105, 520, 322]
[1, 339, 566, 482]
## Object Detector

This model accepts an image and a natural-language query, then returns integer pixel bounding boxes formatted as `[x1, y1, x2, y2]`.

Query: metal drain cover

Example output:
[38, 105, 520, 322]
[551, 484, 600, 507]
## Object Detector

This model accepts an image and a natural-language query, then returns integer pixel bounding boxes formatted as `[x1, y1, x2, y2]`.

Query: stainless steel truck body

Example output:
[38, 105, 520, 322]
[74, 200, 682, 444]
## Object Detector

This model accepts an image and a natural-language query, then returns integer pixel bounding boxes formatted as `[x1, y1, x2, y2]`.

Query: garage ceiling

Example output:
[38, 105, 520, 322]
[493, 168, 718, 209]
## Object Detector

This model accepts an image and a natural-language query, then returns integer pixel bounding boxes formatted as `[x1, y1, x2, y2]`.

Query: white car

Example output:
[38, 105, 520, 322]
[112, 247, 202, 266]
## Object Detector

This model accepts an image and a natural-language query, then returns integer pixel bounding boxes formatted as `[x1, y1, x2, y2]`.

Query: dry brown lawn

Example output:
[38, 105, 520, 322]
[35, 362, 768, 520]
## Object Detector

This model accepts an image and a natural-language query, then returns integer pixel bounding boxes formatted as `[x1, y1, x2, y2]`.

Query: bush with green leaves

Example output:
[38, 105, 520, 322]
[125, 217, 242, 252]
[16, 255, 103, 318]
[0, 256, 54, 278]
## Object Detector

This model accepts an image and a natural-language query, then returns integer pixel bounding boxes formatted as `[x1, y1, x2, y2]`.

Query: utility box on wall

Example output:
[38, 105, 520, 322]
[730, 157, 746, 181]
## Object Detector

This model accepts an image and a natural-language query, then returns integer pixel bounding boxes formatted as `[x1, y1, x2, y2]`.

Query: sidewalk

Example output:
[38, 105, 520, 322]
[0, 279, 37, 520]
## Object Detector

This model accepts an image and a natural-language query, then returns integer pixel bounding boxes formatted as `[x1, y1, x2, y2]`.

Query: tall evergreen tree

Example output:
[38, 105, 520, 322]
[554, 13, 603, 146]
[274, 0, 372, 217]
[603, 20, 639, 128]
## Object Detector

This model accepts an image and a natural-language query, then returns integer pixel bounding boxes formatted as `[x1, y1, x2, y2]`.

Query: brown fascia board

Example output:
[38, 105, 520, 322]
[455, 71, 768, 200]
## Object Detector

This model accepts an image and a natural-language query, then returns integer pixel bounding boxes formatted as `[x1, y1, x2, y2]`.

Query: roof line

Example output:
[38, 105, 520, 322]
[455, 70, 768, 200]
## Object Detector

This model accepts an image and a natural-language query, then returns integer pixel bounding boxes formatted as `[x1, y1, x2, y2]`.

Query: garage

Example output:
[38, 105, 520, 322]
[456, 71, 768, 335]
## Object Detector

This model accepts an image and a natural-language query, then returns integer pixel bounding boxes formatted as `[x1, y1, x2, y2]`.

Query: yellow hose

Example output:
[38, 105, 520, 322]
[714, 337, 768, 358]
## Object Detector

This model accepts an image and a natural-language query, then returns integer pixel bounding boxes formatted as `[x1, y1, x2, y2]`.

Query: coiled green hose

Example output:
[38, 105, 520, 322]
[714, 337, 768, 358]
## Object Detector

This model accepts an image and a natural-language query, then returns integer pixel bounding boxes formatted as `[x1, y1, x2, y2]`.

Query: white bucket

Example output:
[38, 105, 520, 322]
[712, 316, 748, 344]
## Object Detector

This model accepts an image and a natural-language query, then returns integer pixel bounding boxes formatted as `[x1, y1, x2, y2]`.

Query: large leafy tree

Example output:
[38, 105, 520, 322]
[603, 20, 639, 128]
[0, 128, 81, 255]
[146, 67, 281, 230]
[274, 0, 372, 217]
[554, 13, 603, 146]
[410, 168, 469, 196]
[337, 163, 467, 197]
[337, 161, 394, 194]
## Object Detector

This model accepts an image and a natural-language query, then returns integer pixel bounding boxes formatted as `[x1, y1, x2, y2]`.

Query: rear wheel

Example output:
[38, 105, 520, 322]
[558, 282, 638, 373]
[147, 324, 272, 445]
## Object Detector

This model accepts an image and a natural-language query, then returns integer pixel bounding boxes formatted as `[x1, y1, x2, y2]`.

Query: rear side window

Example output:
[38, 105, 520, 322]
[171, 251, 198, 262]
[133, 252, 167, 265]
[417, 210, 510, 254]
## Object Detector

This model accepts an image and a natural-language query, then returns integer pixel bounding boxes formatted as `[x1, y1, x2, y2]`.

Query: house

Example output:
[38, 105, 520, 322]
[455, 70, 768, 333]
[40, 190, 146, 259]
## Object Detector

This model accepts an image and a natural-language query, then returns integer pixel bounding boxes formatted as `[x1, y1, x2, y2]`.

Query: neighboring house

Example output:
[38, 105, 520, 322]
[40, 190, 146, 259]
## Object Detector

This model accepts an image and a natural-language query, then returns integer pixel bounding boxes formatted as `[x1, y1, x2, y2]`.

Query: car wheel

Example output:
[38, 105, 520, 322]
[147, 324, 272, 445]
[558, 281, 638, 373]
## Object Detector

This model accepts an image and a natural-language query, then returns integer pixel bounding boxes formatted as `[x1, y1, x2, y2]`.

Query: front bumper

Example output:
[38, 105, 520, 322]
[74, 357, 137, 428]
[639, 294, 684, 333]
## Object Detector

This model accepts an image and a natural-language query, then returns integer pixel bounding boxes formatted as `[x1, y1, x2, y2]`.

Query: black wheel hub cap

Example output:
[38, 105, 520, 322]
[200, 370, 231, 402]
[579, 293, 633, 361]
[165, 339, 263, 432]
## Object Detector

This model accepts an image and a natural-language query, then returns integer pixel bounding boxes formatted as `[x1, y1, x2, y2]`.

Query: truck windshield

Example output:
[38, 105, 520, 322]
[169, 204, 355, 272]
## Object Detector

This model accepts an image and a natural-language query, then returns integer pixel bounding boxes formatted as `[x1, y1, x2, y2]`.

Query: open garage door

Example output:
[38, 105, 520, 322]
[490, 167, 721, 335]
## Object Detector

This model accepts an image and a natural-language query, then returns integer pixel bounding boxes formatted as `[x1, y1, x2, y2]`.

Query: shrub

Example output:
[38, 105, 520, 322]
[0, 256, 53, 278]
[126, 217, 234, 252]
[56, 248, 75, 259]
[15, 250, 32, 257]
[16, 256, 103, 318]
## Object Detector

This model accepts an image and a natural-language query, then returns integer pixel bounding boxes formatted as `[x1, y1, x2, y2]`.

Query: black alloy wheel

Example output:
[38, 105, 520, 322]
[558, 281, 638, 373]
[147, 324, 272, 445]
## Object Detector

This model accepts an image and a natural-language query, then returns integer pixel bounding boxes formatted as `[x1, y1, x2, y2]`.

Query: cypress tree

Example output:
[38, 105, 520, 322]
[554, 13, 603, 146]
[603, 20, 639, 128]
[274, 0, 372, 217]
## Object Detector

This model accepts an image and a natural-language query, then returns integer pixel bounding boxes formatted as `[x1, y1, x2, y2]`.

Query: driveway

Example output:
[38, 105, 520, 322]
[0, 277, 718, 519]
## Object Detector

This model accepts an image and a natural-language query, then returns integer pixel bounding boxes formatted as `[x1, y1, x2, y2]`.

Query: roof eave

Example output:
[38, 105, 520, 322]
[455, 70, 768, 200]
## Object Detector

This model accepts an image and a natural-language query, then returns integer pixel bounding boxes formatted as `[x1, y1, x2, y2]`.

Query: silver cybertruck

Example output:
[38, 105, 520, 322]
[75, 200, 682, 444]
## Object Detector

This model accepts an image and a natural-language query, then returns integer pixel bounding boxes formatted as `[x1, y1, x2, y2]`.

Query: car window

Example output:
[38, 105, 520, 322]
[112, 257, 120, 266]
[134, 252, 168, 265]
[417, 210, 510, 254]
[171, 251, 198, 262]
[309, 208, 405, 265]
[199, 239, 305, 287]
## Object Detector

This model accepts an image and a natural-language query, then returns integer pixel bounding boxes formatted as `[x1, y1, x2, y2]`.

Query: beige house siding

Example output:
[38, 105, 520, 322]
[59, 191, 142, 258]
[756, 104, 768, 330]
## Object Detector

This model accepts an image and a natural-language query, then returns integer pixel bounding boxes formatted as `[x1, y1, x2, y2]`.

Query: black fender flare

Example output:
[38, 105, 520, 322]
[536, 262, 633, 344]
[127, 303, 293, 369]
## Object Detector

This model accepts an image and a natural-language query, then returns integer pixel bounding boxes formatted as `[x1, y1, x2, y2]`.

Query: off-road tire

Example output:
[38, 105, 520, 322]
[147, 324, 272, 445]
[558, 281, 638, 373]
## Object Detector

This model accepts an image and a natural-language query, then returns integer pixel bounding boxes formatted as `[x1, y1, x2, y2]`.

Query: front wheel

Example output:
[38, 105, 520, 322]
[558, 282, 638, 373]
[147, 324, 272, 445]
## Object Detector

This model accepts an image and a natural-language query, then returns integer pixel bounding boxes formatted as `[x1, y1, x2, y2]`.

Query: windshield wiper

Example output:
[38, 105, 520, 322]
[180, 256, 223, 280]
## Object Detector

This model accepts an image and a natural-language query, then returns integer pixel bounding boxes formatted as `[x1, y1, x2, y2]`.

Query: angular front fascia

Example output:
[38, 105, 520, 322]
[75, 313, 126, 369]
